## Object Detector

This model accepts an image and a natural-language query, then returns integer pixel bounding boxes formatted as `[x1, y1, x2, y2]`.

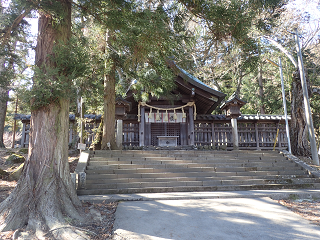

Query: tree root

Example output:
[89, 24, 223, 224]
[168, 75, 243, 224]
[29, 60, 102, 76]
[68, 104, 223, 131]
[0, 166, 90, 239]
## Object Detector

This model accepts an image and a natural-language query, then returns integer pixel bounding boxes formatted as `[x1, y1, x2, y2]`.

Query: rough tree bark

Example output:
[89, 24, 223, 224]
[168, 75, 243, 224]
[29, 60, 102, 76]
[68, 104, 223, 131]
[101, 31, 117, 150]
[290, 69, 311, 156]
[264, 36, 312, 157]
[101, 61, 116, 149]
[0, 1, 87, 239]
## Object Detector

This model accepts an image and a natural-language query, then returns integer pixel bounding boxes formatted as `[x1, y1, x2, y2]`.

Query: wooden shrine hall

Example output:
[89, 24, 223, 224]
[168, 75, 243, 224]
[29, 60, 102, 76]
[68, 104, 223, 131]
[15, 61, 290, 151]
[116, 60, 226, 148]
[115, 60, 290, 150]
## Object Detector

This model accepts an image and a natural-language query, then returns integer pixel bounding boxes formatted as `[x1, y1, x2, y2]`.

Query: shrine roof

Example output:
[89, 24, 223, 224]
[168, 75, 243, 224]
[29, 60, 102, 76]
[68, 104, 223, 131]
[167, 60, 226, 99]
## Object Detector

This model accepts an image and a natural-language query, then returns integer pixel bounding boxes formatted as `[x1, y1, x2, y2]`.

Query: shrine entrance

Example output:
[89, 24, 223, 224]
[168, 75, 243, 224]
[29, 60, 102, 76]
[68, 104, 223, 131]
[122, 60, 226, 148]
[141, 105, 190, 147]
[151, 123, 181, 146]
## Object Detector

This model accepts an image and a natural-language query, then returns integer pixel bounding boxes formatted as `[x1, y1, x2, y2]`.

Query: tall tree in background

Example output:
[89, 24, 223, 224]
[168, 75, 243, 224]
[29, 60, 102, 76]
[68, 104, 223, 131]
[76, 0, 190, 149]
[263, 1, 320, 156]
[0, 0, 31, 148]
[0, 0, 5, 147]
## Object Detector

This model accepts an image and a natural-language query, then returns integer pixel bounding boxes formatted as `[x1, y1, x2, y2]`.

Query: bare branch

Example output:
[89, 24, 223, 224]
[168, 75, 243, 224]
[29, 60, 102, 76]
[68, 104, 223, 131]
[0, 7, 32, 46]
[303, 23, 320, 49]
[263, 36, 298, 68]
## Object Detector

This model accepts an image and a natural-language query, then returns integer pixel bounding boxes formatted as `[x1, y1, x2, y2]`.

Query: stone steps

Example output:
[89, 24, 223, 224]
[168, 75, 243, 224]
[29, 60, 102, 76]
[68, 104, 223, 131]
[77, 150, 320, 195]
[77, 183, 320, 195]
[84, 178, 320, 189]
[85, 174, 314, 184]
[85, 166, 304, 175]
[86, 169, 310, 179]
[87, 161, 299, 169]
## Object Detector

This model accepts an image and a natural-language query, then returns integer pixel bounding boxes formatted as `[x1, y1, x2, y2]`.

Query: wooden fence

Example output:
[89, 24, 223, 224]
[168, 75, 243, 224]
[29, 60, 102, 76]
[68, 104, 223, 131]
[194, 121, 288, 150]
[17, 114, 290, 151]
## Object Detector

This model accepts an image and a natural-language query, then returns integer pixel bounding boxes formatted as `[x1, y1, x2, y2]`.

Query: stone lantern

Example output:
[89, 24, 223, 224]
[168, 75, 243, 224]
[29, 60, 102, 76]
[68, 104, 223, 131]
[115, 98, 132, 148]
[220, 93, 246, 150]
[115, 98, 131, 119]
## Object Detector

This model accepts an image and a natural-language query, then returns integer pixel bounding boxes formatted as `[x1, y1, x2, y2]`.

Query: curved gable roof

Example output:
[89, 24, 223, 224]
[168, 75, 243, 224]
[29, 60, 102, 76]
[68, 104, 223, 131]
[167, 60, 226, 114]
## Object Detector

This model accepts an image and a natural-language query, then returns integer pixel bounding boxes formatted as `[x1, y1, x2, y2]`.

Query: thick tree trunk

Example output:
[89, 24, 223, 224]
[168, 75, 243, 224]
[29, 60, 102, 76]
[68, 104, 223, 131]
[0, 1, 87, 239]
[0, 101, 84, 234]
[290, 69, 311, 156]
[101, 31, 117, 150]
[101, 61, 116, 149]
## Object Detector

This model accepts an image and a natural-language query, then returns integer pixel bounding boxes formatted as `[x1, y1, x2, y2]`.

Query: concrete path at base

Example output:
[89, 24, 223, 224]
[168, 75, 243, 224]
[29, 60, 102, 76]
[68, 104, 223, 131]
[110, 190, 320, 240]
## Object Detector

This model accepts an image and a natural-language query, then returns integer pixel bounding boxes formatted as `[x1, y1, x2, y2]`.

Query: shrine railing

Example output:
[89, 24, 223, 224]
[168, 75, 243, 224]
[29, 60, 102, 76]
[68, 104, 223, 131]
[16, 114, 290, 151]
[194, 115, 289, 150]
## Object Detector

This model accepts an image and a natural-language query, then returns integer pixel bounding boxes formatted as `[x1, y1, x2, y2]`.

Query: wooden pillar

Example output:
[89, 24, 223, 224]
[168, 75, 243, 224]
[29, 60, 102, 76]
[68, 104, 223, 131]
[116, 119, 123, 148]
[188, 106, 194, 146]
[180, 123, 187, 146]
[255, 122, 260, 150]
[276, 122, 281, 149]
[231, 118, 238, 150]
[212, 122, 215, 147]
[139, 106, 145, 147]
[145, 123, 151, 146]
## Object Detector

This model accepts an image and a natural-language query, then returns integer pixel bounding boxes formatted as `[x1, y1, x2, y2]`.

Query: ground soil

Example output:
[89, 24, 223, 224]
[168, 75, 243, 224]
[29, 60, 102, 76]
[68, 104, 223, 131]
[1, 148, 320, 239]
[0, 148, 118, 240]
[278, 198, 320, 226]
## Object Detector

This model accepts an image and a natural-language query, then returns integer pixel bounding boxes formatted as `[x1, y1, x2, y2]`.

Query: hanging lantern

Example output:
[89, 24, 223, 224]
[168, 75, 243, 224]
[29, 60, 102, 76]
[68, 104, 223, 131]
[156, 109, 160, 121]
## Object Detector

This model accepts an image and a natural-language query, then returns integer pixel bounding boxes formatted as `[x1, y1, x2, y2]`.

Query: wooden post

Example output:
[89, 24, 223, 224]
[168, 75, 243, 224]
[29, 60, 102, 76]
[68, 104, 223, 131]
[11, 96, 18, 148]
[80, 97, 84, 145]
[188, 106, 194, 146]
[139, 106, 145, 147]
[212, 122, 215, 147]
[145, 123, 151, 146]
[180, 123, 187, 146]
[255, 122, 260, 150]
[231, 118, 239, 150]
[116, 119, 123, 149]
[276, 122, 281, 149]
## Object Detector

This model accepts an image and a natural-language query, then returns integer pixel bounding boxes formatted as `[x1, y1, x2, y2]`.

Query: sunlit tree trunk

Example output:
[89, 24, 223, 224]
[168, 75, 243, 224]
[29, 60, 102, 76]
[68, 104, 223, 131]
[0, 1, 86, 239]
[101, 31, 117, 149]
[290, 69, 311, 156]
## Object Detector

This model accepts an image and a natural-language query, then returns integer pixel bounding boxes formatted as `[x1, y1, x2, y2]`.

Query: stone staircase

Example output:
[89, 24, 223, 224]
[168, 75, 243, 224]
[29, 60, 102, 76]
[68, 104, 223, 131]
[77, 150, 320, 195]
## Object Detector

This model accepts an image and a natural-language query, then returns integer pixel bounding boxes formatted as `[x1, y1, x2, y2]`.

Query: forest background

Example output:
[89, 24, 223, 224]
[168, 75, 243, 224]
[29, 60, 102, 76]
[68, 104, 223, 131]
[0, 0, 320, 152]
[0, 0, 320, 239]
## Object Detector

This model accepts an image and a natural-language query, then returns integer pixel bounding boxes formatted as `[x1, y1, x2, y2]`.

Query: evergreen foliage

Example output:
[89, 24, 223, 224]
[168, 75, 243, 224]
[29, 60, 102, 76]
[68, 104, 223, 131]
[29, 37, 89, 110]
